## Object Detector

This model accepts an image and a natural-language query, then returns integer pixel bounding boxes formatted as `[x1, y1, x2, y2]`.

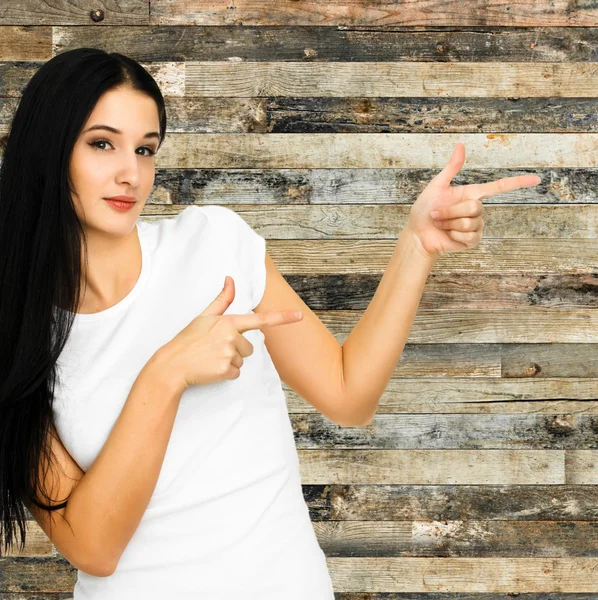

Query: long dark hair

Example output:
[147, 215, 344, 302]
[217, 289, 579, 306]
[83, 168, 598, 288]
[0, 48, 167, 555]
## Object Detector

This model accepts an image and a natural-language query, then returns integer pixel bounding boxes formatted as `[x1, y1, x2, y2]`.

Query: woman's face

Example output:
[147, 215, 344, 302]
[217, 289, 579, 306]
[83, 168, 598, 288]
[69, 87, 161, 235]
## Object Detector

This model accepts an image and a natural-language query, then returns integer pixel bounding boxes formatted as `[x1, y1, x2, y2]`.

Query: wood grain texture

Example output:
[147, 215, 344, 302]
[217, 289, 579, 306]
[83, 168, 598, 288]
[138, 203, 598, 239]
[184, 62, 598, 97]
[302, 483, 598, 520]
[148, 1, 598, 27]
[291, 413, 598, 449]
[153, 133, 598, 168]
[50, 26, 598, 62]
[325, 556, 598, 592]
[285, 378, 598, 414]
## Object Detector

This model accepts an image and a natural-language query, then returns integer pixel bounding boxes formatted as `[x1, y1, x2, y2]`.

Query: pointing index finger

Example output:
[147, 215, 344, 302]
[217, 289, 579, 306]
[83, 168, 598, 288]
[233, 310, 302, 334]
[472, 174, 542, 199]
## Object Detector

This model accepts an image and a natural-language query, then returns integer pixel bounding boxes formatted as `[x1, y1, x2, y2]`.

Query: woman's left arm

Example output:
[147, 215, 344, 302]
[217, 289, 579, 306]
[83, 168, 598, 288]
[256, 143, 541, 427]
[341, 143, 542, 424]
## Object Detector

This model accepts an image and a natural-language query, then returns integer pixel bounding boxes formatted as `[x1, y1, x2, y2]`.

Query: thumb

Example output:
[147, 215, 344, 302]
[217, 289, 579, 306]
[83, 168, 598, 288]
[432, 142, 466, 188]
[201, 275, 235, 316]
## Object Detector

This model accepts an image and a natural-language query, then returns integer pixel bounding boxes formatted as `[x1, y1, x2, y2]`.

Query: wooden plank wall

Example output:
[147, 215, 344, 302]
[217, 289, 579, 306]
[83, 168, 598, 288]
[1, 1, 598, 598]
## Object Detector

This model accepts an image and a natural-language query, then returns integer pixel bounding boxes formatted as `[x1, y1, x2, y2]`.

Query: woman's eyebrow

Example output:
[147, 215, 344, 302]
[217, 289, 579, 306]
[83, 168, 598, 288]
[82, 124, 159, 140]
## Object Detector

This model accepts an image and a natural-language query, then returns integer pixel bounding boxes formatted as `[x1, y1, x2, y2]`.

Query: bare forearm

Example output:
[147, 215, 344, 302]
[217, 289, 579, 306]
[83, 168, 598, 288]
[65, 352, 184, 573]
[341, 226, 437, 424]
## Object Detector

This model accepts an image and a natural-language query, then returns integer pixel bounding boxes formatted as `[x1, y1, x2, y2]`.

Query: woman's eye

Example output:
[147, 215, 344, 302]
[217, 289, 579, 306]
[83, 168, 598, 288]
[89, 140, 155, 157]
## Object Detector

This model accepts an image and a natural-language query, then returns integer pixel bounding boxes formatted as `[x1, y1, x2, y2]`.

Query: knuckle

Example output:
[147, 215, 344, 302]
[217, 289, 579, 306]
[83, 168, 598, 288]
[218, 362, 230, 376]
[256, 312, 266, 326]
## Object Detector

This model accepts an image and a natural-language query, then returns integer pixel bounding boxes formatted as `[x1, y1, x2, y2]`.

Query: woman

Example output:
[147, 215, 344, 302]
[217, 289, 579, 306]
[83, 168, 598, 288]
[0, 48, 541, 597]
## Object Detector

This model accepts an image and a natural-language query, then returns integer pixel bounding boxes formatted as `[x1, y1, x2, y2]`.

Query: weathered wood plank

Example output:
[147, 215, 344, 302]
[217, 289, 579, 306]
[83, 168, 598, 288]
[344, 343, 500, 376]
[565, 450, 598, 484]
[0, 520, 52, 556]
[149, 1, 598, 27]
[297, 450, 565, 484]
[149, 167, 597, 205]
[313, 520, 598, 557]
[0, 556, 75, 592]
[185, 62, 598, 97]
[286, 378, 598, 414]
[264, 97, 598, 133]
[51, 26, 598, 62]
[334, 595, 598, 599]
[154, 134, 598, 169]
[282, 273, 598, 309]
[140, 204, 598, 239]
[0, 594, 72, 599]
[267, 240, 598, 274]
[325, 556, 598, 592]
[302, 484, 598, 520]
[4, 129, 596, 169]
[0, 27, 50, 59]
[0, 61, 184, 98]
[3, 95, 598, 135]
[0, 0, 148, 25]
[317, 310, 598, 343]
[501, 344, 598, 377]
[291, 413, 598, 450]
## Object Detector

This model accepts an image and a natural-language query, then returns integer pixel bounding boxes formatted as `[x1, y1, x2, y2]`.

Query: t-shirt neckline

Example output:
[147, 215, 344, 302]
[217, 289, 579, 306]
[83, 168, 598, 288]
[57, 221, 151, 324]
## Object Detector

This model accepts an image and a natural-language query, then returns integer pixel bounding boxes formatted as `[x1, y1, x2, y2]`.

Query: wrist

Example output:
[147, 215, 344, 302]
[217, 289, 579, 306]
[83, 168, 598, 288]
[146, 345, 186, 397]
[400, 226, 439, 264]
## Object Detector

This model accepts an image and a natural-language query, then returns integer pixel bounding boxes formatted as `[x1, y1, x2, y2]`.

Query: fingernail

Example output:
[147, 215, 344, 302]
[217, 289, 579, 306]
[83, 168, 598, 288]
[224, 275, 229, 286]
[294, 311, 303, 319]
[431, 211, 440, 218]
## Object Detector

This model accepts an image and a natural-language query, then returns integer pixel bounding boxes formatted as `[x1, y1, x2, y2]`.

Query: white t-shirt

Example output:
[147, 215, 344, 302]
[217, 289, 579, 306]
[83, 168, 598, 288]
[52, 205, 335, 599]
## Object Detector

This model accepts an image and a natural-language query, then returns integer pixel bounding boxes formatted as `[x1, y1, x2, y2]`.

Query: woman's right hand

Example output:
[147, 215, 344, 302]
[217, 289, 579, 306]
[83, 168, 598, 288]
[156, 275, 303, 391]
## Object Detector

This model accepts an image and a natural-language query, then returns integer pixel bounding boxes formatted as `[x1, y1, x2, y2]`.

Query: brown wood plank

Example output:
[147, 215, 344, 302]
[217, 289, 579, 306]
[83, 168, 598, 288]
[50, 26, 598, 62]
[140, 204, 598, 239]
[317, 310, 598, 344]
[153, 134, 598, 168]
[3, 95, 598, 134]
[264, 97, 598, 133]
[298, 450, 565, 484]
[0, 556, 75, 592]
[313, 520, 598, 557]
[501, 344, 598, 377]
[565, 450, 598, 484]
[148, 167, 597, 205]
[291, 413, 598, 450]
[302, 483, 598, 521]
[343, 343, 500, 377]
[286, 378, 598, 414]
[267, 239, 598, 274]
[325, 556, 598, 592]
[149, 1, 598, 27]
[333, 595, 598, 599]
[281, 273, 598, 309]
[185, 62, 598, 97]
[0, 27, 51, 59]
[0, 1, 148, 25]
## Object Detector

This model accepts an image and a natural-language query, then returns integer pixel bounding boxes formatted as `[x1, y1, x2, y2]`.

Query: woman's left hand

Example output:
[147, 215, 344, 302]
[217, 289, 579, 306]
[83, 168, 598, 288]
[406, 143, 542, 259]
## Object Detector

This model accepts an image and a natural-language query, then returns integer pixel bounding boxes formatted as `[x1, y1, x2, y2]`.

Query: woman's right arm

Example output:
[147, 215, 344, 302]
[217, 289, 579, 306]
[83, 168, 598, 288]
[27, 351, 184, 577]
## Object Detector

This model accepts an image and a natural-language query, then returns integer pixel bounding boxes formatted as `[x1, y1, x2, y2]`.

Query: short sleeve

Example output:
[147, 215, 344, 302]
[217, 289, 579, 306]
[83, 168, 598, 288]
[201, 205, 267, 310]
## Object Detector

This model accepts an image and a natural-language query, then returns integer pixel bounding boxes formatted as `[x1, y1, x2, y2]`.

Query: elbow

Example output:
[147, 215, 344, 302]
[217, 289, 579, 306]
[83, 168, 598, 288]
[333, 390, 377, 427]
[335, 405, 375, 427]
[78, 544, 119, 578]
[78, 556, 116, 578]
